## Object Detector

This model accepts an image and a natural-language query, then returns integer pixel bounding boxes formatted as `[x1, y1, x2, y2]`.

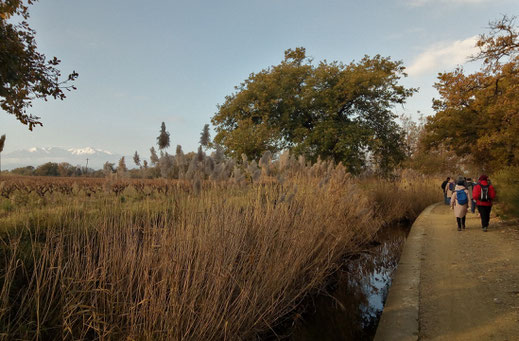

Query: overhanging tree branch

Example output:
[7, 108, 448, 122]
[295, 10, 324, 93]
[0, 0, 78, 130]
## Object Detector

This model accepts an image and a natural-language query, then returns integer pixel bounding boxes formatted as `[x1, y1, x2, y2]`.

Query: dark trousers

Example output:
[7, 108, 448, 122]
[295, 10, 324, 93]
[477, 205, 492, 228]
[456, 216, 466, 229]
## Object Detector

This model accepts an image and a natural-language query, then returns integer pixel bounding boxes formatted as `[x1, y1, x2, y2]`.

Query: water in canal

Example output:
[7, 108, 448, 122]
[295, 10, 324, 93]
[288, 223, 410, 341]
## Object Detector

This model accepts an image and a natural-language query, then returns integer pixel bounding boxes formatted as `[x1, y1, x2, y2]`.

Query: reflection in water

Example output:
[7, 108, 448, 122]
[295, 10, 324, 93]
[289, 224, 409, 341]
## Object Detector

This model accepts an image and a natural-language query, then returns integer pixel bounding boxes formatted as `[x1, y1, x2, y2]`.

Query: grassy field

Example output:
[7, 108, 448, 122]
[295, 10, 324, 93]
[0, 168, 440, 340]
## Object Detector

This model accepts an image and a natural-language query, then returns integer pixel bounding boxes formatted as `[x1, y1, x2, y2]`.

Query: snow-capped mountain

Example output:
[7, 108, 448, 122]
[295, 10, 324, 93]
[2, 147, 123, 170]
[67, 147, 113, 156]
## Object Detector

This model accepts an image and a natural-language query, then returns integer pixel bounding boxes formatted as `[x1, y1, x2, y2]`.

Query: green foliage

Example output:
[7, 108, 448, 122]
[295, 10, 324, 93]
[212, 47, 415, 175]
[56, 162, 82, 176]
[492, 166, 519, 218]
[7, 164, 94, 177]
[0, 0, 78, 129]
[423, 16, 519, 172]
[157, 122, 170, 150]
[33, 162, 59, 176]
[0, 198, 13, 212]
[10, 165, 34, 176]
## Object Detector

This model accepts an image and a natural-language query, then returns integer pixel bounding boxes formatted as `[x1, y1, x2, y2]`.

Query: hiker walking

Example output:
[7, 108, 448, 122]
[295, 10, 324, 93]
[472, 175, 496, 232]
[466, 177, 476, 213]
[445, 177, 456, 205]
[441, 177, 451, 205]
[450, 176, 470, 231]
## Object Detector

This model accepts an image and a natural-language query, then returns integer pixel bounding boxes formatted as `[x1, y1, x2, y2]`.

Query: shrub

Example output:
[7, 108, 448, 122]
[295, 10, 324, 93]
[492, 166, 519, 218]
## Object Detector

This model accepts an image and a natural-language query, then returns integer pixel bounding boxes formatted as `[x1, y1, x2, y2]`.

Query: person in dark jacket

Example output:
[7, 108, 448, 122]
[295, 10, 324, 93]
[472, 175, 496, 232]
[441, 177, 451, 205]
[445, 178, 456, 206]
[450, 176, 470, 231]
[466, 177, 476, 213]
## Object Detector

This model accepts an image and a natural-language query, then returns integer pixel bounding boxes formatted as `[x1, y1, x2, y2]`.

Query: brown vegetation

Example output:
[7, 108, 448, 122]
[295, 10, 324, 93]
[0, 166, 440, 340]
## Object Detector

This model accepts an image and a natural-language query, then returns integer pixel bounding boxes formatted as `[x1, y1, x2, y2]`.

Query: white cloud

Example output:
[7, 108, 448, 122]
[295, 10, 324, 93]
[406, 36, 478, 76]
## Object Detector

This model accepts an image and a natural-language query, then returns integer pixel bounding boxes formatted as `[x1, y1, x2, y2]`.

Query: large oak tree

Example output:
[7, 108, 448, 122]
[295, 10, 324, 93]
[212, 47, 415, 175]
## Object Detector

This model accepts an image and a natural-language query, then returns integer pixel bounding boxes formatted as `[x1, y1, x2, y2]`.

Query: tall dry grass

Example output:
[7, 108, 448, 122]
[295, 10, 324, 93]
[492, 166, 519, 219]
[0, 169, 440, 340]
[363, 170, 442, 225]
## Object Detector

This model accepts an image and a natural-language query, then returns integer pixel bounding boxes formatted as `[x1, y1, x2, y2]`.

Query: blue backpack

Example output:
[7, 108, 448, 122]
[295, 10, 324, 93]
[448, 182, 455, 191]
[456, 190, 468, 205]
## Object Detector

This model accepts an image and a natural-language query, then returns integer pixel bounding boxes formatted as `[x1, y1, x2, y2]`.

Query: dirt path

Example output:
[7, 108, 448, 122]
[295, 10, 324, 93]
[419, 204, 519, 340]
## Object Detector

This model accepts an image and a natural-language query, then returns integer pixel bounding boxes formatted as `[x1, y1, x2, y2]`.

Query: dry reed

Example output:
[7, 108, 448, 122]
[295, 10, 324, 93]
[0, 169, 439, 340]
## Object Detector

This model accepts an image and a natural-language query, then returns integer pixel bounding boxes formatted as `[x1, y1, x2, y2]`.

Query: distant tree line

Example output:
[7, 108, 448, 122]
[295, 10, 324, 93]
[101, 122, 238, 181]
[7, 162, 102, 177]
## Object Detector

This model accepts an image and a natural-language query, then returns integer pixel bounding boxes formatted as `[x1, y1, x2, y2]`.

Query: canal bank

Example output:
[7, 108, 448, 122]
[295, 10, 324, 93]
[374, 202, 439, 341]
[375, 203, 519, 341]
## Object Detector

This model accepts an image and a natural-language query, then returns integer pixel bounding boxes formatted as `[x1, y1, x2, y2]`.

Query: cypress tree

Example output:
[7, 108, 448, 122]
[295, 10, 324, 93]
[0, 135, 5, 173]
[157, 122, 170, 150]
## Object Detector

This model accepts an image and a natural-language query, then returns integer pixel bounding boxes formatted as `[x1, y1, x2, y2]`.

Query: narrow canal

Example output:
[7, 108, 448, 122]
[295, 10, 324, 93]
[288, 223, 410, 340]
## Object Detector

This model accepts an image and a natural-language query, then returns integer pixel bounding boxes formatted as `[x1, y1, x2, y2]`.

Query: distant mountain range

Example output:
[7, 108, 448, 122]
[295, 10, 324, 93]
[2, 147, 124, 170]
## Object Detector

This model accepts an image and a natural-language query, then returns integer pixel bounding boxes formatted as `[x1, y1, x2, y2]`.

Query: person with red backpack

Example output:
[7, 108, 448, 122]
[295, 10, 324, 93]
[472, 175, 496, 232]
[450, 176, 470, 231]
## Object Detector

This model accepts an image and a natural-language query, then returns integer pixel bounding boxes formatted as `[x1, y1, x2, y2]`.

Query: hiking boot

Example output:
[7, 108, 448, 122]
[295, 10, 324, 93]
[458, 227, 462, 231]
[483, 227, 488, 232]
[462, 226, 466, 230]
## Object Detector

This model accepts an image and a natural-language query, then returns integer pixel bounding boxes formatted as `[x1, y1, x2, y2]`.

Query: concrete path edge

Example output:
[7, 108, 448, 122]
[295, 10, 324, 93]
[373, 202, 441, 341]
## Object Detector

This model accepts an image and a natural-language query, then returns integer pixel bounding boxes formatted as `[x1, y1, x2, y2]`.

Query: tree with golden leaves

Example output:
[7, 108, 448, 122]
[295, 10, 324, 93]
[423, 16, 519, 172]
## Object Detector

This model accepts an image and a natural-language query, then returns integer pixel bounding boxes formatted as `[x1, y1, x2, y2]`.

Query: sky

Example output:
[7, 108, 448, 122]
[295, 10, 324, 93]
[2, 0, 519, 163]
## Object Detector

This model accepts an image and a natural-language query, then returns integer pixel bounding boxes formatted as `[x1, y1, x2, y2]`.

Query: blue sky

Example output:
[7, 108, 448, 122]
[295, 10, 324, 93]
[2, 0, 519, 161]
